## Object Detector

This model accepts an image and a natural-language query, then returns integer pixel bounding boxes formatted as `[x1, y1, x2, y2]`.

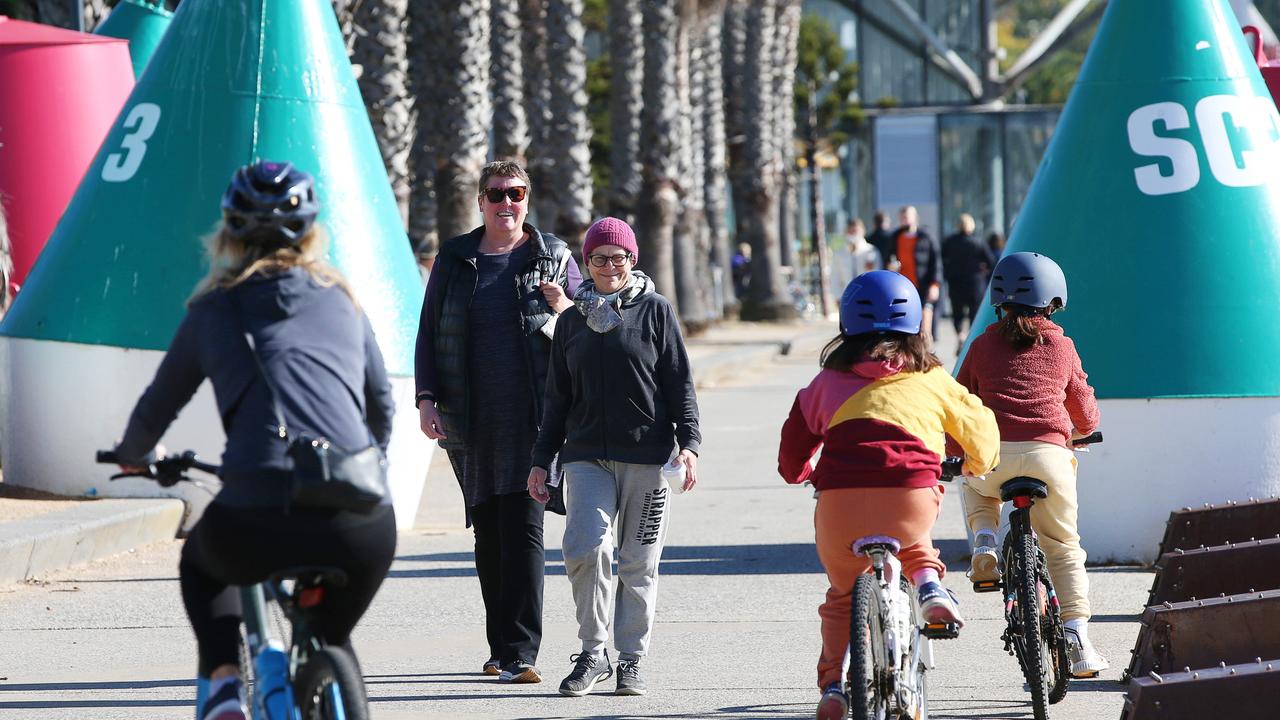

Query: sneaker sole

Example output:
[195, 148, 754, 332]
[483, 665, 501, 676]
[615, 686, 647, 696]
[1071, 669, 1103, 679]
[816, 694, 849, 720]
[502, 669, 542, 684]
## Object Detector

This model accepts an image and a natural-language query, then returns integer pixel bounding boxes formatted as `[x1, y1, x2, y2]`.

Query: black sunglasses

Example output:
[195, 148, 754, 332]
[480, 186, 528, 203]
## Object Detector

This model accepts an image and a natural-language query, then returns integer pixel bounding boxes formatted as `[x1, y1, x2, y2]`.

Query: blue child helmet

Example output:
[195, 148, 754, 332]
[839, 270, 922, 335]
[220, 161, 320, 247]
[989, 251, 1068, 309]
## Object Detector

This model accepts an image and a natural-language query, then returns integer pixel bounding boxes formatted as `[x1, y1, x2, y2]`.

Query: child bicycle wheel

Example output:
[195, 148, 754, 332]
[848, 573, 892, 719]
[1010, 532, 1050, 720]
[294, 646, 369, 720]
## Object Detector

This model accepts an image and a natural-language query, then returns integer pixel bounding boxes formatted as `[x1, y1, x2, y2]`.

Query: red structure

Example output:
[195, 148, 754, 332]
[0, 17, 133, 290]
[1245, 25, 1280, 108]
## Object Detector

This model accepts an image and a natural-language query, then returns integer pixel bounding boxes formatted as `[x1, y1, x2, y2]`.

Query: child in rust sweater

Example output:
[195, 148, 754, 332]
[952, 251, 1105, 678]
[780, 271, 999, 720]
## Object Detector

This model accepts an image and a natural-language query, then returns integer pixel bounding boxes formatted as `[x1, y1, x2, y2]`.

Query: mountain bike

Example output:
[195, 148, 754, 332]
[96, 450, 370, 720]
[844, 465, 962, 719]
[943, 431, 1102, 720]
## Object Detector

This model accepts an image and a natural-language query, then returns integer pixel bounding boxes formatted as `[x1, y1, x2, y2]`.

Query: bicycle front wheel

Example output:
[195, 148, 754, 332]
[1011, 532, 1049, 720]
[295, 646, 369, 720]
[849, 573, 892, 720]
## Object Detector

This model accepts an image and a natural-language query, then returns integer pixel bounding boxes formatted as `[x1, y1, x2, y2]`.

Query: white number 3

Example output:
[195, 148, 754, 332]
[102, 103, 162, 183]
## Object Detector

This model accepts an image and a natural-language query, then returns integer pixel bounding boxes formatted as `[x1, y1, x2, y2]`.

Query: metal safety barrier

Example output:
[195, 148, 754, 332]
[1145, 536, 1280, 605]
[1157, 497, 1280, 557]
[1120, 658, 1280, 719]
[1124, 589, 1280, 681]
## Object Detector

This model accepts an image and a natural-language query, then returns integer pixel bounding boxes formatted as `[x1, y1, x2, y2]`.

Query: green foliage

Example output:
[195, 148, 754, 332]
[997, 0, 1100, 105]
[795, 15, 859, 148]
[583, 0, 607, 34]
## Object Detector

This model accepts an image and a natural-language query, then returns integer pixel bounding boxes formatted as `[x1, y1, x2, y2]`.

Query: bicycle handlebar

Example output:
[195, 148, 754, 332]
[940, 431, 1103, 481]
[96, 449, 221, 488]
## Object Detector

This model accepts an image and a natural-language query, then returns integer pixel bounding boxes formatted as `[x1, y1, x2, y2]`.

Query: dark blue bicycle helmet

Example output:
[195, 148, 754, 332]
[220, 161, 320, 246]
[989, 252, 1068, 309]
[839, 270, 922, 335]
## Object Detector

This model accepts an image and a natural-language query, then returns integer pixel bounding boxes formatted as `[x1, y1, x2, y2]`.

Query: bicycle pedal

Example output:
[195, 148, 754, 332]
[972, 580, 1001, 593]
[921, 622, 960, 639]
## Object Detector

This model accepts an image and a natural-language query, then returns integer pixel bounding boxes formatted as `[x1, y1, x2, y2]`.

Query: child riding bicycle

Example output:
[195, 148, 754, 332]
[951, 251, 1107, 678]
[778, 270, 1000, 719]
[113, 161, 398, 720]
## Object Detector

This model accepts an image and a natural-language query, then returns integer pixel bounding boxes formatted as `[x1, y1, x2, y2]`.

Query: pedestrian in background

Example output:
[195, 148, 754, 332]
[866, 210, 896, 270]
[891, 205, 942, 342]
[987, 231, 1007, 259]
[415, 160, 582, 684]
[942, 213, 996, 354]
[0, 203, 12, 315]
[830, 218, 881, 297]
[528, 217, 701, 699]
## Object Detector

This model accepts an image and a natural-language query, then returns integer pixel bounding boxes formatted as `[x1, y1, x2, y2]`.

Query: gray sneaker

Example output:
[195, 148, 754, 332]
[615, 658, 647, 696]
[559, 651, 612, 697]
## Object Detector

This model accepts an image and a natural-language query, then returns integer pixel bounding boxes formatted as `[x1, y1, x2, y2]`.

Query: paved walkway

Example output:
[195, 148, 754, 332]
[0, 317, 1151, 719]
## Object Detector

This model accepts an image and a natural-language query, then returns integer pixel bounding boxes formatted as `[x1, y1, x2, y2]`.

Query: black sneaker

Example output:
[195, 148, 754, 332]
[558, 651, 612, 697]
[615, 658, 647, 696]
[499, 660, 542, 684]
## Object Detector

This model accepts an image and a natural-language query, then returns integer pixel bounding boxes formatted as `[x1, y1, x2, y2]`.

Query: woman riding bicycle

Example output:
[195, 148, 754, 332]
[113, 161, 398, 720]
[951, 251, 1107, 678]
[778, 270, 999, 720]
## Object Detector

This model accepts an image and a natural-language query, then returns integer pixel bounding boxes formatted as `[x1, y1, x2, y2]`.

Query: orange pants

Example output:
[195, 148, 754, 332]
[814, 486, 945, 689]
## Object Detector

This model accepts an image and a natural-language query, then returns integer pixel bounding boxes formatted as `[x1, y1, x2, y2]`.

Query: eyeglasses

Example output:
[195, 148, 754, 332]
[480, 186, 528, 203]
[588, 253, 633, 268]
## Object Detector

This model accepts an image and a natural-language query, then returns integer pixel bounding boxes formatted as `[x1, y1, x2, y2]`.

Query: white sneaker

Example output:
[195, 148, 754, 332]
[967, 532, 1000, 584]
[1065, 626, 1109, 678]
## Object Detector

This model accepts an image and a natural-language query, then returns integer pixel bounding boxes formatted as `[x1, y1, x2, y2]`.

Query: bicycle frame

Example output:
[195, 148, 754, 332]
[864, 547, 932, 718]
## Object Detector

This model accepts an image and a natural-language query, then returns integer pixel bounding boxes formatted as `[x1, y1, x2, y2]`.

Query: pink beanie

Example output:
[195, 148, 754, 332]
[583, 217, 639, 262]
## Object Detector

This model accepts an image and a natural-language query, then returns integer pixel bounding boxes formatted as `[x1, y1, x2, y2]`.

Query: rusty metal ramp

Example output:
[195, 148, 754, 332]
[1146, 537, 1280, 605]
[1124, 589, 1280, 681]
[1158, 497, 1280, 557]
[1122, 659, 1280, 718]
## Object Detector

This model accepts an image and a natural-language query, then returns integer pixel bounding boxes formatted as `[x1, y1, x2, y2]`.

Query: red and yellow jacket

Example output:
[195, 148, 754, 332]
[779, 359, 999, 491]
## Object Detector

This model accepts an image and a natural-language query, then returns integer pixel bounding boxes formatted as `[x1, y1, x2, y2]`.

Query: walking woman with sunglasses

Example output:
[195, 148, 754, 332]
[528, 217, 701, 698]
[415, 160, 582, 683]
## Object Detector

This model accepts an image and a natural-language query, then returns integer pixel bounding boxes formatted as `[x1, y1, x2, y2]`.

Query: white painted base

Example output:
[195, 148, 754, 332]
[0, 337, 431, 531]
[1076, 397, 1280, 564]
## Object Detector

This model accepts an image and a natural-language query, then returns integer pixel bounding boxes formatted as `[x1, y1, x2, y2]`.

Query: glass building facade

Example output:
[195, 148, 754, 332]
[801, 0, 1062, 245]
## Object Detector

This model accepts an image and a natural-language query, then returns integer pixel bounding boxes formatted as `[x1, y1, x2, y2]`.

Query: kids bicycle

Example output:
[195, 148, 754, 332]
[96, 449, 370, 720]
[942, 431, 1102, 720]
[843, 463, 964, 720]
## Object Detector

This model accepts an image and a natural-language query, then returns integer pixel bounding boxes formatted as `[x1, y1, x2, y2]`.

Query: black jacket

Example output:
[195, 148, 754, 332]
[942, 231, 996, 291]
[414, 225, 577, 450]
[117, 268, 394, 508]
[531, 278, 701, 469]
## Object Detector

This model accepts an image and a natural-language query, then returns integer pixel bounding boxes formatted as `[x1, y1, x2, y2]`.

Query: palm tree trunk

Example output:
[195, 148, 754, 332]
[428, 0, 491, 243]
[522, 0, 557, 230]
[607, 0, 643, 223]
[635, 0, 680, 307]
[774, 0, 801, 271]
[406, 0, 444, 257]
[491, 0, 530, 163]
[671, 0, 709, 330]
[545, 0, 594, 251]
[700, 0, 734, 316]
[739, 0, 796, 321]
[804, 97, 834, 316]
[341, 0, 414, 227]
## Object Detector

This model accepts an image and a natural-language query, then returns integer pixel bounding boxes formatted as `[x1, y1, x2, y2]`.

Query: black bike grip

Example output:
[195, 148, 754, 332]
[1073, 431, 1103, 445]
[96, 450, 120, 464]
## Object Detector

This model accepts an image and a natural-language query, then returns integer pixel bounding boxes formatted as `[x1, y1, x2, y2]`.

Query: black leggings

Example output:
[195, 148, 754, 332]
[180, 501, 397, 676]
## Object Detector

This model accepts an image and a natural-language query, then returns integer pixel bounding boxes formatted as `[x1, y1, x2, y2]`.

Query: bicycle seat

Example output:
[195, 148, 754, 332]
[853, 535, 901, 557]
[999, 477, 1048, 502]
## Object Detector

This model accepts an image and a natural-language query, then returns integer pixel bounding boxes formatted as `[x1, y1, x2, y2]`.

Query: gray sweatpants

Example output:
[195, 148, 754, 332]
[562, 460, 672, 659]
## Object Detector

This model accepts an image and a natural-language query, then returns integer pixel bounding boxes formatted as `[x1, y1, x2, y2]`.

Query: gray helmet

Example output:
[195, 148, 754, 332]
[989, 252, 1067, 309]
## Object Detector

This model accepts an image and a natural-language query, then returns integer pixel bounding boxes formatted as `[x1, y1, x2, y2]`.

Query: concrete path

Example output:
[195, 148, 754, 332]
[0, 320, 1151, 719]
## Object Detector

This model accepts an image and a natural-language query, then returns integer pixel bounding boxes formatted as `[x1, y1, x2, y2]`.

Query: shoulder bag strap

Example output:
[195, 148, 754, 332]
[232, 292, 291, 441]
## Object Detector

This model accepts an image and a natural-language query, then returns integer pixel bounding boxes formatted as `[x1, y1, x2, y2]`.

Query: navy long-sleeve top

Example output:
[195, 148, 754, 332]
[116, 268, 395, 508]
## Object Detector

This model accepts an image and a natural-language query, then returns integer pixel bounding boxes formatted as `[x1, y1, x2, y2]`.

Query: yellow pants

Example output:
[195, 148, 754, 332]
[963, 440, 1090, 622]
